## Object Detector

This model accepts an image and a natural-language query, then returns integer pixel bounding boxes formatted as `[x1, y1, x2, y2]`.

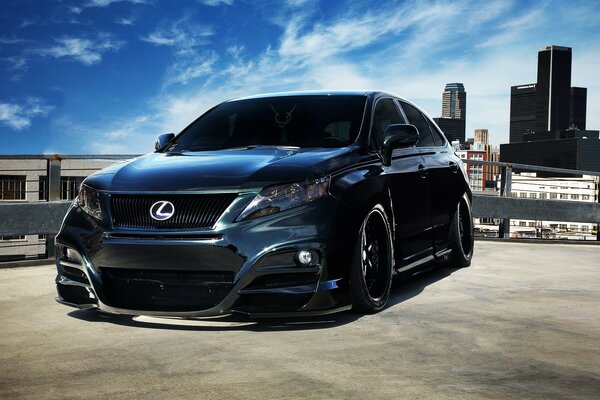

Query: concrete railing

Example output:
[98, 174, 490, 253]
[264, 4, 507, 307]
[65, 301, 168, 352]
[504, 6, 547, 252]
[2, 195, 599, 237]
[0, 155, 599, 245]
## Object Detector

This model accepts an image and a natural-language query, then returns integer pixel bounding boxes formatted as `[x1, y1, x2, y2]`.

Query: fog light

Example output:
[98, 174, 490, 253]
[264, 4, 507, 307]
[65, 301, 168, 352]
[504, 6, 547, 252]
[296, 250, 313, 265]
[65, 247, 83, 264]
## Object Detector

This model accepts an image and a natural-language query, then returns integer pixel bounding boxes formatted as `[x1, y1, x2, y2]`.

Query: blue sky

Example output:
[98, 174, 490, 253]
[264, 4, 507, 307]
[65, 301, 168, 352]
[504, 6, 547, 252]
[1, 0, 599, 154]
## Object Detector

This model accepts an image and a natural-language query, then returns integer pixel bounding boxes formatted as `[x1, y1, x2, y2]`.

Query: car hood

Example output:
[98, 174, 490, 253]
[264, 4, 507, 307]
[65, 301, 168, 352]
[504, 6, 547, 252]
[85, 146, 365, 192]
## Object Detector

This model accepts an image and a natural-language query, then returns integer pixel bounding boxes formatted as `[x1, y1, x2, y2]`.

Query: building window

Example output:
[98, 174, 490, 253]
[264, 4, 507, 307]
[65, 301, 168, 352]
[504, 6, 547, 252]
[0, 175, 26, 200]
[528, 222, 536, 227]
[511, 192, 518, 197]
[550, 193, 558, 199]
[61, 176, 84, 200]
[529, 193, 537, 199]
[0, 235, 26, 241]
[39, 176, 85, 201]
[559, 194, 568, 200]
[539, 193, 547, 199]
[39, 176, 48, 201]
[571, 194, 580, 200]
[569, 224, 578, 230]
[519, 221, 526, 226]
[559, 224, 567, 230]
[582, 226, 589, 232]
[520, 192, 527, 198]
[582, 194, 590, 201]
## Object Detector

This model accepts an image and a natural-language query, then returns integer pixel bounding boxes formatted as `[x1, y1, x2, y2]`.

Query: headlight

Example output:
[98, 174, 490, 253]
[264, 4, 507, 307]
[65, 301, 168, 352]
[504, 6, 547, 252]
[76, 184, 102, 220]
[237, 176, 330, 221]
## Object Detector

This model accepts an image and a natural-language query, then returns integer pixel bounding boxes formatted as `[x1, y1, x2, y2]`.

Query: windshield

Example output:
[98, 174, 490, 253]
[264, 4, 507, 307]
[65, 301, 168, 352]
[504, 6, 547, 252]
[168, 95, 367, 152]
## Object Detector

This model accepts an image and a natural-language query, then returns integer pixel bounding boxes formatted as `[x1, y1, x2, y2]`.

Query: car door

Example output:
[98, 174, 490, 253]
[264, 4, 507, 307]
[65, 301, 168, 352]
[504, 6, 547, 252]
[399, 101, 457, 255]
[371, 98, 432, 265]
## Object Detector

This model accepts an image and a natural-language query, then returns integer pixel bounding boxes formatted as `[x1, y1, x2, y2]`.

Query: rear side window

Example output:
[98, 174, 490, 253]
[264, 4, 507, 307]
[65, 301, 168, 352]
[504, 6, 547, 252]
[370, 98, 404, 151]
[399, 101, 436, 147]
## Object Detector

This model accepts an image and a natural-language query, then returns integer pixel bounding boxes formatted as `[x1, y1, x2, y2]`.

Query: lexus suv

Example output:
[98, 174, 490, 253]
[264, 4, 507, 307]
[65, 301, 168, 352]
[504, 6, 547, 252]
[55, 91, 473, 317]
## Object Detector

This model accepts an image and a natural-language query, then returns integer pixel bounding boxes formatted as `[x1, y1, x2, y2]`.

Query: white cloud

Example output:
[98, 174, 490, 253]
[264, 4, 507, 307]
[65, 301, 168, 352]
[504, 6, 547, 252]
[0, 37, 27, 45]
[85, 0, 148, 7]
[141, 18, 215, 86]
[197, 0, 234, 6]
[19, 18, 37, 28]
[0, 98, 53, 130]
[141, 23, 213, 49]
[165, 52, 219, 85]
[34, 34, 125, 65]
[115, 17, 135, 26]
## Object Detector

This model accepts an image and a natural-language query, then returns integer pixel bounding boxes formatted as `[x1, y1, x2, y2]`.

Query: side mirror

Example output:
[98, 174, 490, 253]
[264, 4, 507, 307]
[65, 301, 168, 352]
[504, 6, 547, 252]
[382, 124, 419, 166]
[155, 133, 175, 151]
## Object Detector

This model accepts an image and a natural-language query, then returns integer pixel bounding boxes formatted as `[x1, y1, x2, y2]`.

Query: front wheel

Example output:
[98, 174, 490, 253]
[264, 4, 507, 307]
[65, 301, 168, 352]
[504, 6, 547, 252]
[350, 204, 394, 314]
[445, 193, 474, 268]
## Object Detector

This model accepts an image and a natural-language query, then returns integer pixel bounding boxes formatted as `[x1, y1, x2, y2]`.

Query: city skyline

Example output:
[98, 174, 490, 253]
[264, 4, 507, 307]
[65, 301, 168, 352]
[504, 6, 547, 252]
[1, 0, 599, 153]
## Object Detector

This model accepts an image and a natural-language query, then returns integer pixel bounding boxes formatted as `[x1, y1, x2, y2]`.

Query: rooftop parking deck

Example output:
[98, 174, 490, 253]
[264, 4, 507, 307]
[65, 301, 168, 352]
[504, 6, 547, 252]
[1, 240, 599, 400]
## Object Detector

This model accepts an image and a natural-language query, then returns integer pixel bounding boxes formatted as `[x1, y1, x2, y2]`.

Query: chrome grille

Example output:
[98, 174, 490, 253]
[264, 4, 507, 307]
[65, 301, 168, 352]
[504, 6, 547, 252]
[111, 194, 237, 229]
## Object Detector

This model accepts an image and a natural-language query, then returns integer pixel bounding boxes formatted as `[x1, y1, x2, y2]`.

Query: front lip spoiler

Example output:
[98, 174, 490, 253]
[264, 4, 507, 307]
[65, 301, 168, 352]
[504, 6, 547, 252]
[54, 298, 352, 319]
[56, 274, 346, 318]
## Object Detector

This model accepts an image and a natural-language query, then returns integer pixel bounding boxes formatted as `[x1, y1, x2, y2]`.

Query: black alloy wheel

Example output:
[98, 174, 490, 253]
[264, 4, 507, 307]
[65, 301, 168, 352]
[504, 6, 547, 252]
[445, 193, 474, 268]
[350, 204, 393, 314]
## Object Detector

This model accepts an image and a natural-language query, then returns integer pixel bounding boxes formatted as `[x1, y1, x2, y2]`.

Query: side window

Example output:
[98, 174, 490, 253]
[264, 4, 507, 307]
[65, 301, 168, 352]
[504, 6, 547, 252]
[370, 98, 404, 151]
[428, 120, 447, 146]
[399, 101, 435, 147]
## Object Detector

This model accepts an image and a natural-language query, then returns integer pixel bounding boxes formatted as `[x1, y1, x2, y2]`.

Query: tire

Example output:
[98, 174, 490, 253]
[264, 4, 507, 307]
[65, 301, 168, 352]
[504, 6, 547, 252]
[445, 193, 474, 268]
[350, 204, 394, 314]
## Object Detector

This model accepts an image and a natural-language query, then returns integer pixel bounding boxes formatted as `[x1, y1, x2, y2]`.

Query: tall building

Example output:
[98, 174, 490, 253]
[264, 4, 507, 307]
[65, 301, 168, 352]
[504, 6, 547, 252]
[436, 83, 466, 143]
[535, 45, 572, 133]
[474, 128, 489, 145]
[433, 117, 465, 143]
[508, 45, 588, 143]
[570, 87, 587, 130]
[442, 83, 466, 119]
[509, 84, 537, 143]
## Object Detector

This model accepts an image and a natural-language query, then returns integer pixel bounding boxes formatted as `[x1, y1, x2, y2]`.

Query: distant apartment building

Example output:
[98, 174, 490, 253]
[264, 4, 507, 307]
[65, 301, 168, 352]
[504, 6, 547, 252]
[455, 129, 500, 191]
[509, 174, 598, 238]
[0, 157, 118, 262]
[456, 149, 487, 191]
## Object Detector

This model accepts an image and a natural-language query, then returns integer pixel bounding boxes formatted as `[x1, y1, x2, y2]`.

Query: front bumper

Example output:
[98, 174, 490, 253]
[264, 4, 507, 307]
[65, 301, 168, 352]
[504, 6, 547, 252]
[55, 195, 354, 317]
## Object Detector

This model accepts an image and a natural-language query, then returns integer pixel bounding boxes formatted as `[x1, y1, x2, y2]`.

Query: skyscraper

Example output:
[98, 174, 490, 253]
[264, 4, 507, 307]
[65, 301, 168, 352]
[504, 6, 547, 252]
[442, 83, 466, 119]
[435, 83, 466, 143]
[474, 129, 489, 145]
[502, 46, 598, 174]
[509, 84, 536, 143]
[509, 45, 587, 142]
[535, 45, 572, 133]
[570, 87, 587, 130]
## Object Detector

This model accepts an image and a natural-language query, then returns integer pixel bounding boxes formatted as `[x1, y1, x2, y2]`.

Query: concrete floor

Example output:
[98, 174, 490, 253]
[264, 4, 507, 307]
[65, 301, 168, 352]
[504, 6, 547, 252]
[1, 241, 599, 400]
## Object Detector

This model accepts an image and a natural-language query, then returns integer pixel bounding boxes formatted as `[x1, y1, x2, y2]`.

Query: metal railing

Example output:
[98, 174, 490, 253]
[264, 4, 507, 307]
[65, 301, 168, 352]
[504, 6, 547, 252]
[0, 154, 599, 264]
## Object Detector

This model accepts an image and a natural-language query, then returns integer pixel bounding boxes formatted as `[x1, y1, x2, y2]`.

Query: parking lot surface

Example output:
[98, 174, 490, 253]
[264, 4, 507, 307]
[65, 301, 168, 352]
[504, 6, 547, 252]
[1, 241, 599, 399]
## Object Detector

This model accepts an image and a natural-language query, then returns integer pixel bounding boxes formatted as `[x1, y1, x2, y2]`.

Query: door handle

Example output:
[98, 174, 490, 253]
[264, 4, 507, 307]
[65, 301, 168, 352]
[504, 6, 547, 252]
[418, 164, 428, 178]
[449, 161, 459, 173]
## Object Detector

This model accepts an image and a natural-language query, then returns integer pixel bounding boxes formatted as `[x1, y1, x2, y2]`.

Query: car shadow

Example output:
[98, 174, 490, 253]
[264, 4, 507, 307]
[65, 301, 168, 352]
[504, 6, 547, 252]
[67, 266, 462, 332]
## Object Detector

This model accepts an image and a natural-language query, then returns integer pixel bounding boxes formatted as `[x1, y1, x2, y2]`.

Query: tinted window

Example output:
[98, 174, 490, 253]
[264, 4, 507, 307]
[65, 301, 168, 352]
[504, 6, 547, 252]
[170, 95, 367, 151]
[399, 101, 436, 147]
[428, 121, 447, 146]
[370, 98, 404, 150]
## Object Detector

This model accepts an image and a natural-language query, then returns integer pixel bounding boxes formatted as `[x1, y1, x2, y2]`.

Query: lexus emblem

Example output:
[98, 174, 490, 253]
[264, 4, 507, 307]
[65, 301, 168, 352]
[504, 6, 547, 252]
[150, 201, 175, 221]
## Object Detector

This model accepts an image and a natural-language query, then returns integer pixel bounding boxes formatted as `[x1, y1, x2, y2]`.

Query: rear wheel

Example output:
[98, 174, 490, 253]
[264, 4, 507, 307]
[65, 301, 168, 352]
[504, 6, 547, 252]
[350, 204, 393, 314]
[445, 193, 474, 268]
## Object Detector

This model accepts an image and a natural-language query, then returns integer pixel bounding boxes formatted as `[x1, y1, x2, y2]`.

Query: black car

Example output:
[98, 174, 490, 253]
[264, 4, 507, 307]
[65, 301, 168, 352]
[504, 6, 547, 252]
[55, 91, 473, 317]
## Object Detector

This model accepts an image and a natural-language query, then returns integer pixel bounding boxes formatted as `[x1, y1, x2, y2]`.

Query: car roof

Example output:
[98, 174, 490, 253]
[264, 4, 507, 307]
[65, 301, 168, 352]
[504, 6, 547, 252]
[229, 90, 405, 102]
